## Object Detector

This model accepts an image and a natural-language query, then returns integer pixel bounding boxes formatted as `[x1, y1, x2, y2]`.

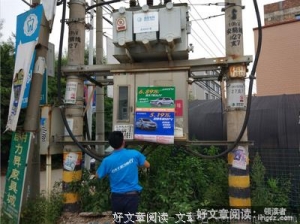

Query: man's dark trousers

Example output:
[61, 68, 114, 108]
[111, 192, 140, 224]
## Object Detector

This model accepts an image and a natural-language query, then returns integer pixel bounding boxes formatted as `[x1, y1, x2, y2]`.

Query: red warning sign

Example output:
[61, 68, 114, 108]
[116, 17, 127, 31]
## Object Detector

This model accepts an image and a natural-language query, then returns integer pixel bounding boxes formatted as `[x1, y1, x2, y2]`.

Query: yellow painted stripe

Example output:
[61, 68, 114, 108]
[228, 175, 250, 188]
[229, 197, 251, 207]
[64, 193, 79, 204]
[63, 170, 82, 182]
[228, 153, 249, 165]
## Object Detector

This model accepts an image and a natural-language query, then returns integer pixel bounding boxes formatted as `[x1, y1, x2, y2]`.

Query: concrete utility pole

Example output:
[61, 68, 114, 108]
[84, 0, 95, 171]
[62, 0, 86, 211]
[23, 0, 50, 200]
[225, 0, 251, 219]
[95, 0, 105, 155]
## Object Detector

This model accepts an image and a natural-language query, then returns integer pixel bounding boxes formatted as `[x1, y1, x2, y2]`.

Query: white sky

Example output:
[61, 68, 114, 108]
[1, 0, 279, 58]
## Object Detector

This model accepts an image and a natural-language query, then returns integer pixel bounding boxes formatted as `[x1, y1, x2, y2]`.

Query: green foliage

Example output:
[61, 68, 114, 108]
[1, 40, 15, 154]
[1, 175, 63, 223]
[74, 146, 229, 215]
[0, 212, 15, 224]
[20, 183, 64, 224]
[63, 167, 108, 212]
[251, 152, 291, 207]
[139, 145, 228, 215]
[70, 168, 111, 212]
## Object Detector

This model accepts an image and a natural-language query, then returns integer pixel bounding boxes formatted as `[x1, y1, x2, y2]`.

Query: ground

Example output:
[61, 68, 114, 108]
[57, 212, 113, 224]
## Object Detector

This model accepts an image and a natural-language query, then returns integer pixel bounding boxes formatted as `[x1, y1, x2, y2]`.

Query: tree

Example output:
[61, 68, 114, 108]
[0, 19, 3, 39]
[0, 40, 15, 156]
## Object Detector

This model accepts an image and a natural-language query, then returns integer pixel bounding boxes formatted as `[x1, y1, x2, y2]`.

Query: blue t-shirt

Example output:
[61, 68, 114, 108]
[96, 148, 146, 193]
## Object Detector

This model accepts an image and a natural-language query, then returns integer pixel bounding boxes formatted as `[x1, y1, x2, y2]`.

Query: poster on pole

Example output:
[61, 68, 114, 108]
[2, 132, 32, 223]
[232, 146, 248, 170]
[64, 82, 78, 104]
[227, 80, 246, 109]
[134, 86, 175, 144]
[6, 5, 43, 132]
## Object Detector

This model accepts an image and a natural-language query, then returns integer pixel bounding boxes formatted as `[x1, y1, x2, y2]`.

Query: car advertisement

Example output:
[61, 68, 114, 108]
[135, 86, 175, 144]
[136, 86, 175, 109]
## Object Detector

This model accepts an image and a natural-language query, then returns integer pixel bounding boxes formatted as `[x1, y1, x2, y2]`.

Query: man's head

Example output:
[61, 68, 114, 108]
[108, 131, 124, 149]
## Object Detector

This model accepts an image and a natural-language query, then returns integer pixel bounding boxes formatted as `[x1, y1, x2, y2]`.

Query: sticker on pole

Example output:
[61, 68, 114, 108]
[229, 65, 246, 78]
[64, 82, 77, 104]
[232, 146, 248, 170]
[64, 152, 79, 171]
[116, 17, 127, 32]
[227, 80, 246, 108]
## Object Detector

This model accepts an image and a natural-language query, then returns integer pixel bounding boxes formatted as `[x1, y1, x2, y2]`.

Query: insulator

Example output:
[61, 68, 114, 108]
[147, 0, 153, 6]
[129, 0, 136, 7]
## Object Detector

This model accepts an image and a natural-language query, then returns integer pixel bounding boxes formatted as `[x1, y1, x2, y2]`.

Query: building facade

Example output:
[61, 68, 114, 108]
[264, 0, 300, 25]
[254, 0, 300, 96]
[188, 71, 221, 100]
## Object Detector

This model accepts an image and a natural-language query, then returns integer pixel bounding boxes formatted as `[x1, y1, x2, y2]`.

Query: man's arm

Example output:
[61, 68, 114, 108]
[143, 160, 150, 168]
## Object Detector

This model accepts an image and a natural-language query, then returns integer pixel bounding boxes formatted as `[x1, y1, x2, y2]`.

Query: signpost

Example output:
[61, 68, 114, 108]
[2, 132, 32, 223]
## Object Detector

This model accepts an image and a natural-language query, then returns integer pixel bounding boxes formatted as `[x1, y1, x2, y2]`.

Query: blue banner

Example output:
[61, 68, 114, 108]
[16, 5, 43, 44]
[135, 111, 174, 136]
[15, 4, 46, 108]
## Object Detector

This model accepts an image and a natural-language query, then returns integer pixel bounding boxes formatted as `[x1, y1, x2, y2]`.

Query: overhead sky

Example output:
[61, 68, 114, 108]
[1, 0, 279, 57]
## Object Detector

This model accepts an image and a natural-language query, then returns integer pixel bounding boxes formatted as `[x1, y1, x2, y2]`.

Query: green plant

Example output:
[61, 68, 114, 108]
[138, 145, 229, 217]
[75, 168, 111, 212]
[0, 212, 16, 224]
[251, 152, 291, 207]
[20, 182, 64, 224]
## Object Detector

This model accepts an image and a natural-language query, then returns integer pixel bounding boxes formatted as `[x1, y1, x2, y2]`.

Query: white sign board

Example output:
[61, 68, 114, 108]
[227, 81, 246, 108]
[64, 81, 77, 104]
[133, 11, 159, 34]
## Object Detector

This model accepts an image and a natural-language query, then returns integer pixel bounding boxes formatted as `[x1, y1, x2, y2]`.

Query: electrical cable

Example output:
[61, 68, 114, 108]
[86, 0, 122, 12]
[186, 0, 225, 55]
[21, 0, 31, 7]
[190, 32, 216, 57]
[56, 0, 262, 160]
[56, 0, 104, 161]
[183, 0, 262, 159]
[57, 0, 64, 6]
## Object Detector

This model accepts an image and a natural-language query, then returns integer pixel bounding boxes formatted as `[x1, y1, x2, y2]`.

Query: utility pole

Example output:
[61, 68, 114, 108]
[23, 0, 50, 200]
[225, 0, 251, 222]
[84, 0, 96, 170]
[95, 0, 105, 155]
[62, 0, 86, 211]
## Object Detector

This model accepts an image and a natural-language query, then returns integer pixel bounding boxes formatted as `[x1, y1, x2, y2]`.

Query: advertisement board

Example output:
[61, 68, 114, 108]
[135, 86, 175, 144]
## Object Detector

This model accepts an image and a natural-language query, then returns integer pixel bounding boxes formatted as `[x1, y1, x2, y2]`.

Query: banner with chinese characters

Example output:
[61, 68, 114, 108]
[135, 86, 175, 144]
[6, 5, 44, 132]
[2, 132, 32, 223]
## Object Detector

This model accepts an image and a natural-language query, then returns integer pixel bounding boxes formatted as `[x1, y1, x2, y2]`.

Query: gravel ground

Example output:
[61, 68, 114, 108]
[57, 212, 114, 224]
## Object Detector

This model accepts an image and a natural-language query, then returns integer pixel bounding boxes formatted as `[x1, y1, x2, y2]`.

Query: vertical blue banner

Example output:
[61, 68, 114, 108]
[6, 5, 44, 131]
[14, 4, 45, 108]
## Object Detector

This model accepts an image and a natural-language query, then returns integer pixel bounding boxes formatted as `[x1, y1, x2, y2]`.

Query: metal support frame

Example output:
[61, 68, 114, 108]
[54, 137, 254, 147]
[61, 55, 252, 76]
[57, 55, 253, 148]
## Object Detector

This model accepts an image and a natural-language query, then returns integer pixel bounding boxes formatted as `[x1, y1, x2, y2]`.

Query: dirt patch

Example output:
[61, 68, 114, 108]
[57, 212, 113, 224]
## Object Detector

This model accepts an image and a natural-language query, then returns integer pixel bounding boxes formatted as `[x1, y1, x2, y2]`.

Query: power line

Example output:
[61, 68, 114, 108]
[190, 31, 216, 58]
[186, 0, 225, 55]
